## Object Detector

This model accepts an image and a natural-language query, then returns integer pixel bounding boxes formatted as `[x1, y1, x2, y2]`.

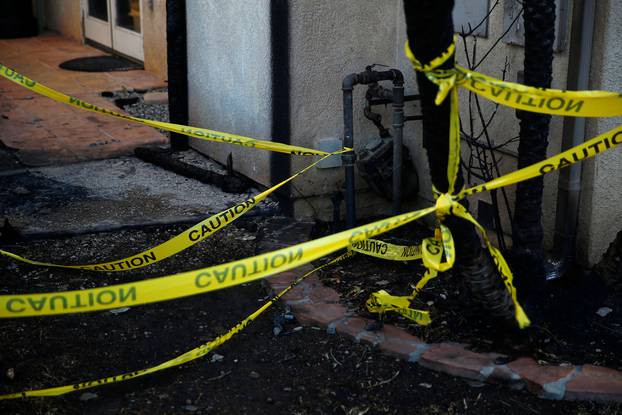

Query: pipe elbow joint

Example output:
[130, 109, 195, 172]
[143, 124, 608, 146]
[391, 69, 404, 85]
[342, 74, 358, 90]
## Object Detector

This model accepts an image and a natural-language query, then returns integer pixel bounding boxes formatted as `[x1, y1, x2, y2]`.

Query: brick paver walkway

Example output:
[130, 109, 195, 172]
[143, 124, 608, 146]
[259, 219, 622, 402]
[0, 33, 167, 166]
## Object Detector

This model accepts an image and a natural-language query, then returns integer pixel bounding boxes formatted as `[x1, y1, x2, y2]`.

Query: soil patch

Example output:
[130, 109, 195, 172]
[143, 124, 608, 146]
[317, 221, 622, 371]
[0, 219, 620, 413]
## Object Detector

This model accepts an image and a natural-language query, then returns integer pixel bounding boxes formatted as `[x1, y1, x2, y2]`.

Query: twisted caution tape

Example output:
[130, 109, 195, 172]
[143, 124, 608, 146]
[348, 238, 422, 261]
[457, 66, 622, 118]
[0, 63, 340, 156]
[365, 226, 453, 326]
[405, 40, 622, 119]
[1, 120, 619, 320]
[459, 123, 622, 198]
[0, 252, 353, 399]
[398, 37, 622, 328]
[0, 150, 348, 272]
[0, 207, 435, 318]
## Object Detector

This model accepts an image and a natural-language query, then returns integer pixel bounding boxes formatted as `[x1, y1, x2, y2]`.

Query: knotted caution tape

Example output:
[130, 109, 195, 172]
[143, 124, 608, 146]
[0, 63, 346, 156]
[0, 251, 353, 399]
[0, 149, 349, 272]
[348, 238, 422, 261]
[367, 35, 622, 329]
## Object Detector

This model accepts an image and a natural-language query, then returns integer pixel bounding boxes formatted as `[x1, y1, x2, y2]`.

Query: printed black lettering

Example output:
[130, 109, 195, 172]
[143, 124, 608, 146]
[195, 272, 212, 287]
[213, 268, 229, 284]
[208, 216, 223, 230]
[288, 248, 303, 263]
[6, 298, 25, 313]
[588, 140, 604, 154]
[469, 78, 486, 92]
[97, 290, 116, 305]
[489, 85, 505, 98]
[28, 297, 46, 311]
[565, 99, 584, 113]
[539, 164, 555, 175]
[143, 251, 156, 264]
[119, 287, 136, 303]
[349, 230, 363, 244]
[558, 157, 572, 169]
[49, 295, 68, 310]
[130, 257, 144, 267]
[546, 97, 565, 111]
[70, 294, 87, 309]
[231, 264, 247, 280]
[270, 253, 287, 268]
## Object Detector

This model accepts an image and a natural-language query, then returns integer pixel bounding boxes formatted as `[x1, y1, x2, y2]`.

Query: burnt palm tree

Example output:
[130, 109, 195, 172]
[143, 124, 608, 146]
[403, 0, 513, 322]
[510, 0, 556, 297]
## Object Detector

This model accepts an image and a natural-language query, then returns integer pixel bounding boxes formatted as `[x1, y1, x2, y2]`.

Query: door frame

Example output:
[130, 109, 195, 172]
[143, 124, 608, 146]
[81, 0, 144, 61]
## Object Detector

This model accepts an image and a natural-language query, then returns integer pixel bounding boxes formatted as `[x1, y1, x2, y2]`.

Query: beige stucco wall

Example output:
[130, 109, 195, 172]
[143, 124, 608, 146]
[187, 0, 273, 186]
[288, 0, 571, 250]
[42, 0, 82, 41]
[187, 1, 622, 264]
[289, 0, 400, 219]
[577, 0, 622, 265]
[446, 2, 571, 251]
[141, 0, 167, 80]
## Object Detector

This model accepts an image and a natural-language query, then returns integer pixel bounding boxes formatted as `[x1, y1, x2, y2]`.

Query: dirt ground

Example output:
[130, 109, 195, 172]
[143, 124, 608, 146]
[0, 219, 621, 414]
[320, 221, 622, 371]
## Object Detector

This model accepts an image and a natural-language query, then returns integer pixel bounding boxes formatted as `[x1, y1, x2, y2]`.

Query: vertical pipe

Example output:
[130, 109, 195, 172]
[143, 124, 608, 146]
[342, 78, 356, 229]
[166, 0, 189, 151]
[269, 0, 292, 215]
[552, 0, 595, 265]
[391, 80, 404, 214]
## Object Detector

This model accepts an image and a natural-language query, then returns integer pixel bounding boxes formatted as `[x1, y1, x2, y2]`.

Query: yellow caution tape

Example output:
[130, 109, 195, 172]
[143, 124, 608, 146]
[365, 226, 452, 325]
[3, 115, 617, 321]
[366, 290, 431, 326]
[456, 66, 622, 118]
[405, 40, 622, 119]
[0, 251, 353, 399]
[0, 63, 340, 156]
[348, 238, 422, 261]
[459, 123, 622, 197]
[404, 39, 455, 72]
[0, 207, 436, 318]
[0, 150, 347, 271]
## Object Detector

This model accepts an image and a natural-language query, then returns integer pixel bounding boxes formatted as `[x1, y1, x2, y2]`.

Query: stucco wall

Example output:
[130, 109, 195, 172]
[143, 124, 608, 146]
[288, 0, 570, 248]
[445, 2, 571, 250]
[43, 0, 82, 41]
[577, 0, 622, 265]
[289, 0, 401, 219]
[187, 1, 619, 261]
[186, 0, 272, 185]
[141, 0, 167, 80]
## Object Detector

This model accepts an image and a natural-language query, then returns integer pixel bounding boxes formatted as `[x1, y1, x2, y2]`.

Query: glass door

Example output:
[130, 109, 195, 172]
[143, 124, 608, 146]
[83, 0, 144, 61]
[84, 0, 112, 48]
[110, 0, 144, 60]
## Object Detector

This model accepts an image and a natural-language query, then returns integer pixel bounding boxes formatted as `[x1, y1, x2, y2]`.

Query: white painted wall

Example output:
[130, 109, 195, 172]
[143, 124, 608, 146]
[578, 0, 622, 265]
[187, 0, 272, 185]
[186, 0, 621, 264]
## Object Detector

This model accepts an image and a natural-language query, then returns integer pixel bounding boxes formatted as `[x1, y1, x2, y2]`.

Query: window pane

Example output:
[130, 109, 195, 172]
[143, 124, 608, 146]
[116, 0, 141, 33]
[88, 0, 108, 21]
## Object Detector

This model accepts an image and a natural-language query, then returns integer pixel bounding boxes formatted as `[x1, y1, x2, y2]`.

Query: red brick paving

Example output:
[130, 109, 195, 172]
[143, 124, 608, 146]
[0, 33, 167, 166]
[259, 220, 622, 402]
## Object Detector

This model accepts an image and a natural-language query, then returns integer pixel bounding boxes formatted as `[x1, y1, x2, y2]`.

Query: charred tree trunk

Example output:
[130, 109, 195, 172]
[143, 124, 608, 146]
[511, 0, 556, 294]
[403, 0, 513, 321]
